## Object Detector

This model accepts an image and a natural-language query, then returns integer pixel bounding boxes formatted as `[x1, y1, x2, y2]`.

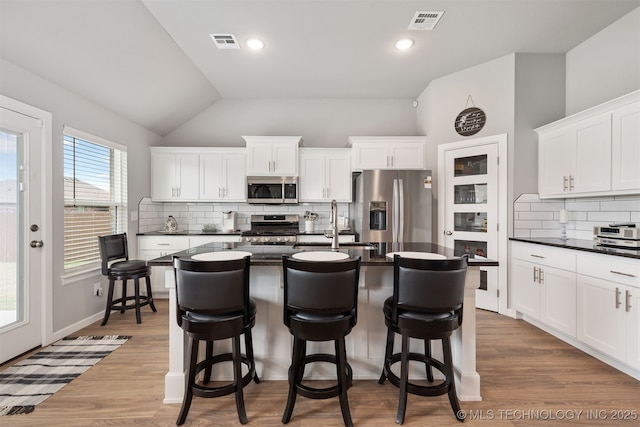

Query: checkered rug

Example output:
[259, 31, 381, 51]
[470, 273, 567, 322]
[0, 335, 130, 415]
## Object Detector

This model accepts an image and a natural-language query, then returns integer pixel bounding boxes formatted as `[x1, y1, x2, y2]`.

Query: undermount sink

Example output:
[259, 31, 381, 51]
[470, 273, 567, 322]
[293, 242, 378, 250]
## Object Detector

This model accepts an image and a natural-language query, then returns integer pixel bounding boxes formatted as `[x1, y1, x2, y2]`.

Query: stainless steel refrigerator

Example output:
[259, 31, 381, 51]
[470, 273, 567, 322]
[350, 169, 433, 242]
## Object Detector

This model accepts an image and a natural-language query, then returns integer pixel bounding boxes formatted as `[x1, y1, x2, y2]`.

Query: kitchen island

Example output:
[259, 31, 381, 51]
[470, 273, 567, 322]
[148, 242, 498, 404]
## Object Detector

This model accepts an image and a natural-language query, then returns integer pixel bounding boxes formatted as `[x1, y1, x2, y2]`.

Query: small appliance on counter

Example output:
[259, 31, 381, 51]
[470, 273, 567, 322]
[163, 215, 178, 233]
[222, 211, 237, 232]
[594, 224, 640, 249]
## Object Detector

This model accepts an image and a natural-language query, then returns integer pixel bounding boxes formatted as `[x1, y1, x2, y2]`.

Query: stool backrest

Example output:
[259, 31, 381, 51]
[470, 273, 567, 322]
[282, 256, 361, 322]
[173, 256, 251, 323]
[392, 255, 468, 322]
[98, 233, 130, 276]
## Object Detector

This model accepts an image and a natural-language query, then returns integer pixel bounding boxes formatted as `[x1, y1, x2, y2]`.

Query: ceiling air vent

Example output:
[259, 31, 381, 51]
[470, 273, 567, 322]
[210, 34, 240, 49]
[408, 11, 444, 30]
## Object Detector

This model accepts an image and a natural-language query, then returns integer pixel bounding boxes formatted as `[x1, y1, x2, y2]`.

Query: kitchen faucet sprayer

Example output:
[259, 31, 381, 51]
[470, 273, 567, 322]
[331, 200, 339, 249]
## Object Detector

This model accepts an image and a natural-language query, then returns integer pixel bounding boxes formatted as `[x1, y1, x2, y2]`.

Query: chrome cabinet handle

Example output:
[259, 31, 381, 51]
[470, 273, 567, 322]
[616, 287, 622, 309]
[626, 290, 632, 313]
[563, 176, 568, 191]
[569, 175, 575, 191]
[530, 254, 545, 259]
[533, 267, 539, 283]
[539, 268, 544, 284]
[610, 270, 636, 278]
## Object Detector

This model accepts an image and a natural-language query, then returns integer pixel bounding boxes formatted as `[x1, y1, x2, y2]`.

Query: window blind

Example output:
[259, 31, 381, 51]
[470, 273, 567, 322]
[63, 127, 127, 270]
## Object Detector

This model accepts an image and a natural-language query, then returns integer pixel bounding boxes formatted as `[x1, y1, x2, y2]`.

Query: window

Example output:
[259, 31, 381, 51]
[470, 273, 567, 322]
[63, 126, 127, 271]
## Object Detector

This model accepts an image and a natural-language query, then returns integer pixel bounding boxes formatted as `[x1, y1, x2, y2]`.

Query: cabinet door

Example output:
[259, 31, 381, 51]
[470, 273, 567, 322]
[389, 143, 424, 169]
[573, 113, 611, 194]
[612, 102, 640, 191]
[512, 259, 540, 319]
[175, 154, 199, 200]
[272, 142, 297, 175]
[325, 154, 351, 201]
[577, 274, 626, 362]
[246, 143, 273, 174]
[299, 153, 326, 201]
[352, 143, 388, 170]
[223, 153, 247, 201]
[626, 286, 640, 369]
[541, 266, 576, 337]
[151, 152, 177, 201]
[538, 129, 573, 197]
[200, 153, 224, 200]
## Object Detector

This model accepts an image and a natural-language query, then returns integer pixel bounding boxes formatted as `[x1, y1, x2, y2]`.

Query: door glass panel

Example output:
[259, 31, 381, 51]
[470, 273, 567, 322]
[454, 212, 487, 232]
[454, 239, 487, 258]
[0, 130, 19, 328]
[454, 154, 487, 176]
[454, 183, 487, 204]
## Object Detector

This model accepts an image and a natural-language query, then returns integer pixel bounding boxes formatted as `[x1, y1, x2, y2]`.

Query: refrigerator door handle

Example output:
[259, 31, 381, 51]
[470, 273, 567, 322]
[398, 178, 404, 242]
[392, 179, 399, 242]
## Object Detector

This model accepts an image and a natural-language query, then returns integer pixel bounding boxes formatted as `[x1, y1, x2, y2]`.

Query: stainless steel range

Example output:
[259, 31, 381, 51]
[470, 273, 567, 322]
[242, 214, 299, 245]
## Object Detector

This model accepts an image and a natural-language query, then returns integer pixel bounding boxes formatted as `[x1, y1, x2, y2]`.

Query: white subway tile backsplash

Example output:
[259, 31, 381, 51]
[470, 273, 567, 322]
[513, 193, 639, 241]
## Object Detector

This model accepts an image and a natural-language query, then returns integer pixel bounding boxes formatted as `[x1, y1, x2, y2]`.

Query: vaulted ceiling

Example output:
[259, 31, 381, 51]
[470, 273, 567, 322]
[1, 0, 637, 136]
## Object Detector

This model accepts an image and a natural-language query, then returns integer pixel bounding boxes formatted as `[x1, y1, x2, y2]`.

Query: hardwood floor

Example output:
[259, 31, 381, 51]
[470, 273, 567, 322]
[2, 299, 638, 426]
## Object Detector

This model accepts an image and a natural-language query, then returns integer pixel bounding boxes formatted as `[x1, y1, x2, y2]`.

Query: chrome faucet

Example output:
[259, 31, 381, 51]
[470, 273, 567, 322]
[331, 199, 339, 249]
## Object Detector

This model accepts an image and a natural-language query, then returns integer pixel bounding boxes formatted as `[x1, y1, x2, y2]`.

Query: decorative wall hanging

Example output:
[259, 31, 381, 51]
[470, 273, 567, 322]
[454, 95, 486, 136]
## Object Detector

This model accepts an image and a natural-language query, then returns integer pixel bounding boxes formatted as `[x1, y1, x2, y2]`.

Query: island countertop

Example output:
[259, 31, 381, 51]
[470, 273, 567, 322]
[147, 241, 498, 267]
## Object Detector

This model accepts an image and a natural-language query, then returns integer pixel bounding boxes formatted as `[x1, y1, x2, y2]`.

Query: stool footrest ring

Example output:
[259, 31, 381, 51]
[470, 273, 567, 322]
[292, 353, 353, 400]
[191, 352, 256, 399]
[383, 352, 450, 397]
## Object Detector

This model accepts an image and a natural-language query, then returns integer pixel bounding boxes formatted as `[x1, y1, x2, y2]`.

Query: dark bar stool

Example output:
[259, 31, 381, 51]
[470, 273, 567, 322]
[281, 255, 361, 427]
[98, 233, 156, 326]
[173, 255, 259, 426]
[378, 254, 468, 424]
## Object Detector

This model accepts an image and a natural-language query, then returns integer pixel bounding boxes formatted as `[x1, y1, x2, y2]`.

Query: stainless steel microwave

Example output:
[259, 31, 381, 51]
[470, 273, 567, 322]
[247, 176, 298, 204]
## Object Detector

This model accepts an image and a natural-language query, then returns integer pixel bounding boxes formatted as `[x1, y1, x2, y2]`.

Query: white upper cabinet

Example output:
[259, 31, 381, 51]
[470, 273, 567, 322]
[348, 136, 426, 171]
[243, 136, 301, 176]
[612, 101, 640, 191]
[536, 91, 639, 199]
[200, 149, 246, 202]
[150, 148, 199, 201]
[299, 148, 352, 202]
[151, 147, 245, 202]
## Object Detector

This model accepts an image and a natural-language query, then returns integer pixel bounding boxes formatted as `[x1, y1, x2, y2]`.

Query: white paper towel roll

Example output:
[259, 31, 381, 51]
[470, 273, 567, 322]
[559, 209, 568, 224]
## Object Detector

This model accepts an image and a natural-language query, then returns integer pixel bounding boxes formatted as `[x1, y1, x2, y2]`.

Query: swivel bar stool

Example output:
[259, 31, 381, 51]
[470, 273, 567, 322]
[173, 255, 259, 425]
[378, 254, 468, 424]
[98, 233, 156, 325]
[281, 255, 361, 427]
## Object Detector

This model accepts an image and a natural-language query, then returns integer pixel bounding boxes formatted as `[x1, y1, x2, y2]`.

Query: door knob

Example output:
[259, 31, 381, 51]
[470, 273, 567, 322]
[30, 240, 44, 248]
[444, 230, 453, 235]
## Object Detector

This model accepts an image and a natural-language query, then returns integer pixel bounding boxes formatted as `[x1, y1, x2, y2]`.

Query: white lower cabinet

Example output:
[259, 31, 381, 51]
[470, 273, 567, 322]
[512, 241, 640, 377]
[577, 253, 640, 370]
[512, 242, 576, 337]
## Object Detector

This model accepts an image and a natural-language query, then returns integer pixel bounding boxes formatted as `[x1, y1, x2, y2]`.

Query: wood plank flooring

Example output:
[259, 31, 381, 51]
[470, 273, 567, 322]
[2, 299, 638, 426]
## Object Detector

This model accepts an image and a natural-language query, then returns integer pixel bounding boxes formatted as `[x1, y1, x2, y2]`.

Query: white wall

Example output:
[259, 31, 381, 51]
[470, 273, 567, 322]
[161, 98, 417, 147]
[566, 7, 640, 115]
[0, 59, 162, 333]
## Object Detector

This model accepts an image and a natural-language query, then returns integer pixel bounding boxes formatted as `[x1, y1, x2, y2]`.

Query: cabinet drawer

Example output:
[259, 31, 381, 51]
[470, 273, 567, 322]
[511, 242, 576, 271]
[577, 253, 640, 287]
[138, 236, 190, 250]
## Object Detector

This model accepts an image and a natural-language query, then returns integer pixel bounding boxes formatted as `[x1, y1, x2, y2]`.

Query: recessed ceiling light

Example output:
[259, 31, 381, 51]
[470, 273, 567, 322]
[246, 38, 265, 50]
[395, 38, 414, 50]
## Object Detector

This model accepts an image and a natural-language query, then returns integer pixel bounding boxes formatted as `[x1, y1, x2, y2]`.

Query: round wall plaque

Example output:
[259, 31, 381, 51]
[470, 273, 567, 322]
[454, 107, 486, 136]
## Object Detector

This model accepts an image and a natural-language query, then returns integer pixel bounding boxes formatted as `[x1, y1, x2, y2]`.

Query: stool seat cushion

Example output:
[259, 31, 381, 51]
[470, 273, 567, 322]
[383, 297, 453, 322]
[184, 299, 257, 323]
[292, 312, 346, 322]
[109, 260, 148, 275]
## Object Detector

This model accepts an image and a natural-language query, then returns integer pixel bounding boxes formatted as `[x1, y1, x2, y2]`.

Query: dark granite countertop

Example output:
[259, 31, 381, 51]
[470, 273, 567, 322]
[147, 241, 499, 267]
[510, 237, 640, 260]
[137, 231, 242, 236]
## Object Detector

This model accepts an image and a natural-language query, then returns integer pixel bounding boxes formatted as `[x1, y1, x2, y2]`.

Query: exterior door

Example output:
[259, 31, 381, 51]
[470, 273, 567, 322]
[443, 143, 499, 312]
[0, 103, 45, 363]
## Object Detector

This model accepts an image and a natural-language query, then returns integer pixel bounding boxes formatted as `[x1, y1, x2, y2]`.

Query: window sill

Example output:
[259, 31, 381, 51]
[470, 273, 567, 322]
[60, 264, 101, 286]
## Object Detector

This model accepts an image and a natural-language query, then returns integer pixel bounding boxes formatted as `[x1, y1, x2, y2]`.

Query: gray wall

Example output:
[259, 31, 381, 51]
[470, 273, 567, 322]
[161, 98, 417, 147]
[566, 7, 640, 115]
[0, 59, 162, 333]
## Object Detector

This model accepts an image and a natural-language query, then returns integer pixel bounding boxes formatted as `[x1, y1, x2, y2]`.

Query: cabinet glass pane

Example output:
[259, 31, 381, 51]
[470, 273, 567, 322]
[454, 212, 487, 232]
[454, 155, 487, 176]
[454, 183, 487, 204]
[454, 239, 487, 258]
